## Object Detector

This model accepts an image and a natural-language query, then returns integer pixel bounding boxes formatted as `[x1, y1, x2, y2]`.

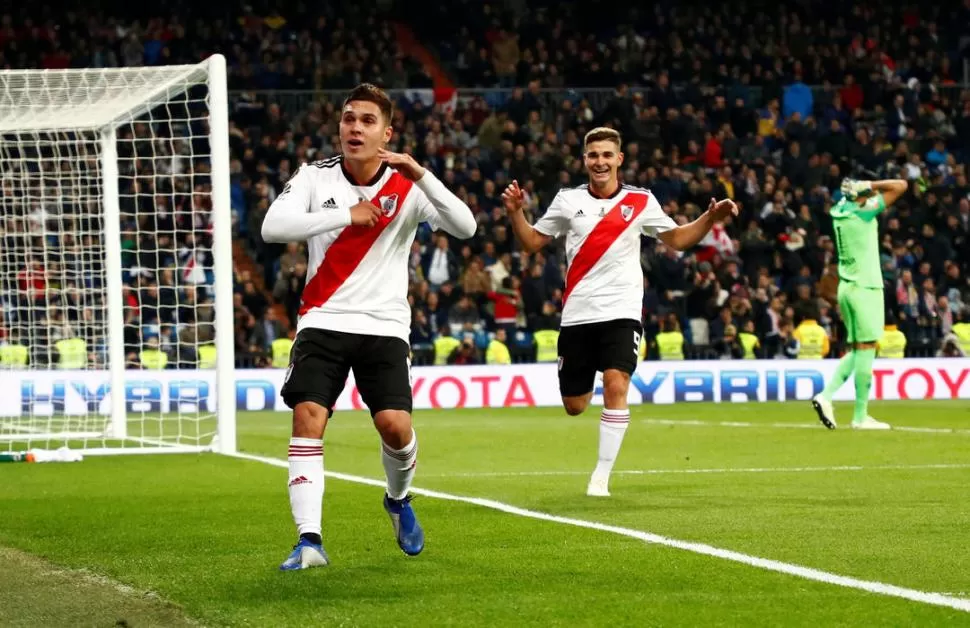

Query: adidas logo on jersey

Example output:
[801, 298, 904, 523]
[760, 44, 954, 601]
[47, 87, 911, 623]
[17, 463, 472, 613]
[321, 197, 338, 210]
[576, 209, 584, 216]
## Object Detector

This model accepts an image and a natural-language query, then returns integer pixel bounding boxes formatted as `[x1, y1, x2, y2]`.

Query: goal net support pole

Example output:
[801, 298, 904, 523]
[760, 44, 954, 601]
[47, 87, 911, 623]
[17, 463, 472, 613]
[207, 54, 237, 455]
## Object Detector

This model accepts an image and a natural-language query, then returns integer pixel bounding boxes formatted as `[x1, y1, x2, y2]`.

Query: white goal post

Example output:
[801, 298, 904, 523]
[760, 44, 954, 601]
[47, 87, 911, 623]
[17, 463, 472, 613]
[0, 55, 236, 456]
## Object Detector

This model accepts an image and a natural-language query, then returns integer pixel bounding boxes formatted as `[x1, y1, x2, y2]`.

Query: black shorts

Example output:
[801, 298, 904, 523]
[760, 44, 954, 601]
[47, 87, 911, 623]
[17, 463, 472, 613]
[280, 328, 412, 417]
[557, 319, 642, 397]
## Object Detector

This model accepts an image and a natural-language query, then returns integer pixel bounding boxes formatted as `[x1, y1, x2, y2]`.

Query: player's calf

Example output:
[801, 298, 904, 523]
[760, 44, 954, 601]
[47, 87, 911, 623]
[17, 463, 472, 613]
[374, 409, 424, 555]
[588, 370, 632, 496]
[284, 402, 328, 569]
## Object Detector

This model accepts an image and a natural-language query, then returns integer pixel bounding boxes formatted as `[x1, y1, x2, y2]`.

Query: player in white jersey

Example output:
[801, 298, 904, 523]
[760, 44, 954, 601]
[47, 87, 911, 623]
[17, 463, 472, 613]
[503, 127, 738, 497]
[260, 83, 476, 569]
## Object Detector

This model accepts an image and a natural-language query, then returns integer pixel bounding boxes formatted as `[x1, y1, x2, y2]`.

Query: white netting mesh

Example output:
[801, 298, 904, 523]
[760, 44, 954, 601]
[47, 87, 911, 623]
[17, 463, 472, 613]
[0, 64, 223, 453]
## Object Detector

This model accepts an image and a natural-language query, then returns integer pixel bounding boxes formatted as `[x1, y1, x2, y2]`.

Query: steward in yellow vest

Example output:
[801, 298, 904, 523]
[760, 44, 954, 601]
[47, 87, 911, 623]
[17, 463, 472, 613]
[655, 314, 684, 360]
[533, 329, 559, 363]
[793, 319, 829, 359]
[656, 331, 684, 360]
[877, 325, 907, 358]
[486, 332, 512, 364]
[56, 337, 87, 369]
[737, 320, 760, 359]
[139, 340, 169, 370]
[0, 342, 28, 368]
[739, 332, 759, 359]
[434, 334, 461, 365]
[953, 320, 970, 356]
[197, 344, 217, 369]
[272, 337, 294, 368]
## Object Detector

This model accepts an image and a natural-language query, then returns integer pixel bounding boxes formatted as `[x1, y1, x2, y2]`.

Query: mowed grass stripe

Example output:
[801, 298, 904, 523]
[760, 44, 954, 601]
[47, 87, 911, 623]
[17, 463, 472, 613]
[230, 451, 970, 614]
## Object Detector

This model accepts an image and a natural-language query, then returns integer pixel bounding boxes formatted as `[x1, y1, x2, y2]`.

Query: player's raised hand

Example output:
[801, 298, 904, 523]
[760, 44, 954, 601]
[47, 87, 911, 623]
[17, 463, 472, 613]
[840, 178, 872, 201]
[377, 148, 426, 181]
[501, 180, 525, 214]
[349, 200, 382, 227]
[707, 197, 739, 222]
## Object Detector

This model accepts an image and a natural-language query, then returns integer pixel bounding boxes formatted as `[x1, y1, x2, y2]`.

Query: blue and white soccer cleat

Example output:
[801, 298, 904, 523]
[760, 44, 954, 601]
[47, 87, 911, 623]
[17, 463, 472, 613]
[383, 494, 425, 556]
[279, 537, 330, 571]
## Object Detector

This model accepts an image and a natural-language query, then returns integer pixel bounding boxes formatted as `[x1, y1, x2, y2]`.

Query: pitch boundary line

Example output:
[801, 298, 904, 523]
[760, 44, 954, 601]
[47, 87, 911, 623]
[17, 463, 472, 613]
[643, 418, 970, 434]
[416, 462, 970, 478]
[229, 450, 970, 614]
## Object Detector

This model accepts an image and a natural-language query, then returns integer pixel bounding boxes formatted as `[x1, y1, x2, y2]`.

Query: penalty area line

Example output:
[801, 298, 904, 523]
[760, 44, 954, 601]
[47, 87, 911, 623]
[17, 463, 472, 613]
[229, 450, 970, 614]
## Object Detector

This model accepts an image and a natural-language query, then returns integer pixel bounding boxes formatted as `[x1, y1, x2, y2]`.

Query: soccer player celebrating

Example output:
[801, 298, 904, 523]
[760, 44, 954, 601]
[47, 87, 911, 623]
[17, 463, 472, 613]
[502, 127, 738, 496]
[261, 84, 476, 569]
[812, 177, 908, 430]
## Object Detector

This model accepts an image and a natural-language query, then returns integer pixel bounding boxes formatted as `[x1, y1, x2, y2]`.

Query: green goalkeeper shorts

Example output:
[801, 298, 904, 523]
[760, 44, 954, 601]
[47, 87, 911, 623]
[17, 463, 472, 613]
[838, 282, 885, 344]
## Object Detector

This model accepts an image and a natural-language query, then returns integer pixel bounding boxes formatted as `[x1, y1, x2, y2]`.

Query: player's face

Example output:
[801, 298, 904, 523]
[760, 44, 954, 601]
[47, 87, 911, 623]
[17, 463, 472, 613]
[339, 101, 392, 160]
[583, 140, 623, 187]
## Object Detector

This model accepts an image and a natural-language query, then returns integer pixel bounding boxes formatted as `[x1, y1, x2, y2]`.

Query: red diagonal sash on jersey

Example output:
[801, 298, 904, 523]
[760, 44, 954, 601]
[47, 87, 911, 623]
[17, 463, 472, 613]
[299, 173, 414, 315]
[562, 192, 650, 305]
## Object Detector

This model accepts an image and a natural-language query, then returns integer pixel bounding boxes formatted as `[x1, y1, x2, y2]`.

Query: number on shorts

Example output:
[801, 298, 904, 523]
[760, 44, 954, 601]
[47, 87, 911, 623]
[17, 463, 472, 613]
[632, 330, 642, 358]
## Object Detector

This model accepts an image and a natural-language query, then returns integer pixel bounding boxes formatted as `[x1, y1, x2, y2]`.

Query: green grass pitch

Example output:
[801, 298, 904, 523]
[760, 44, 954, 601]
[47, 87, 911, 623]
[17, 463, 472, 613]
[2, 400, 970, 626]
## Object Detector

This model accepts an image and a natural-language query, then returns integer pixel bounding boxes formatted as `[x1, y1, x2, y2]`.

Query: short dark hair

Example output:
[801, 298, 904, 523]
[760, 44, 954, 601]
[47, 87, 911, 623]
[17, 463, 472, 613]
[343, 83, 393, 123]
[584, 127, 621, 149]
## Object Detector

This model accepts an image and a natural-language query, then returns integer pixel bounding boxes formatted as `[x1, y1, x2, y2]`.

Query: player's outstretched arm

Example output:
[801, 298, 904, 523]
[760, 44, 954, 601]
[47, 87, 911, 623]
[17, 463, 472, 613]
[657, 197, 739, 251]
[379, 148, 476, 239]
[261, 165, 380, 242]
[502, 180, 552, 253]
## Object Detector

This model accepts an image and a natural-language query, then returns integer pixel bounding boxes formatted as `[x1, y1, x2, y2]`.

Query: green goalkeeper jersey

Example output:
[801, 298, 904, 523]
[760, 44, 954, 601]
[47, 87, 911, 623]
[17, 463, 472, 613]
[830, 193, 887, 289]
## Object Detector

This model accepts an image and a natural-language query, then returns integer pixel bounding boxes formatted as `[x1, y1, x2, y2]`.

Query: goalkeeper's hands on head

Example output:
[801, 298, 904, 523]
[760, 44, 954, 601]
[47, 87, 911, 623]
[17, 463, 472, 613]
[841, 178, 873, 201]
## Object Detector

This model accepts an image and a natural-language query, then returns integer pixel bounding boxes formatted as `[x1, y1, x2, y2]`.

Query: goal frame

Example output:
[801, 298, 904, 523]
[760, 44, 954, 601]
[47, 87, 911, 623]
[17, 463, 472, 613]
[0, 54, 236, 455]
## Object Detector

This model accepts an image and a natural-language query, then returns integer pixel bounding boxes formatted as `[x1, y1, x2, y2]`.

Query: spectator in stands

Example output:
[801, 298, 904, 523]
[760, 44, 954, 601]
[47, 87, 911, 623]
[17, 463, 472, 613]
[448, 295, 481, 330]
[448, 337, 480, 365]
[4, 0, 970, 368]
[424, 234, 459, 289]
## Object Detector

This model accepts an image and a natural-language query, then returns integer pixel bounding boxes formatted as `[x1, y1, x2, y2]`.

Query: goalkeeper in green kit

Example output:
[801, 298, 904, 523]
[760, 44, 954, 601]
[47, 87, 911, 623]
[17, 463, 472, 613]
[812, 177, 908, 430]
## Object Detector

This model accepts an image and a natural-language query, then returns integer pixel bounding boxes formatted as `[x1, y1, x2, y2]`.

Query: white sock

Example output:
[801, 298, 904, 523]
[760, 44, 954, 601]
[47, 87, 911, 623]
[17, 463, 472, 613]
[593, 408, 630, 478]
[382, 430, 417, 500]
[287, 437, 324, 538]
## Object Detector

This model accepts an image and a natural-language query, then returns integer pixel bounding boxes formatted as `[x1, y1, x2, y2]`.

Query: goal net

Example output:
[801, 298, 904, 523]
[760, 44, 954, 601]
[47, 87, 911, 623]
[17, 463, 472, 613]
[0, 55, 236, 456]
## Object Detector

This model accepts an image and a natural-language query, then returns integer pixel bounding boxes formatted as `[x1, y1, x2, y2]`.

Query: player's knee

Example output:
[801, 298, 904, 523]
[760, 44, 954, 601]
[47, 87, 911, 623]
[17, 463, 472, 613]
[563, 396, 588, 416]
[856, 341, 878, 351]
[373, 409, 413, 448]
[602, 371, 631, 405]
[292, 402, 329, 439]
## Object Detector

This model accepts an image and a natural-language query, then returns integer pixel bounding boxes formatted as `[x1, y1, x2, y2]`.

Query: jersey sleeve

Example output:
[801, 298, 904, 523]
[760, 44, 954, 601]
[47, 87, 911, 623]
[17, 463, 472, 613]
[260, 165, 351, 243]
[414, 171, 476, 238]
[533, 191, 570, 238]
[639, 193, 678, 237]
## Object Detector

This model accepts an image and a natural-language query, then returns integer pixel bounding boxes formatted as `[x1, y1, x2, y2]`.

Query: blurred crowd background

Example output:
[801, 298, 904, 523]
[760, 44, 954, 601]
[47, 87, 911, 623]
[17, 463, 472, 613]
[1, 0, 969, 370]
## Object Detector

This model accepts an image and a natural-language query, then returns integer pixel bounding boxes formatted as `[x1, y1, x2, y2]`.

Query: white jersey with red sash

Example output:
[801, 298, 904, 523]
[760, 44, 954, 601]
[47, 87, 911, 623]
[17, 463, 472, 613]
[534, 184, 676, 327]
[282, 156, 446, 342]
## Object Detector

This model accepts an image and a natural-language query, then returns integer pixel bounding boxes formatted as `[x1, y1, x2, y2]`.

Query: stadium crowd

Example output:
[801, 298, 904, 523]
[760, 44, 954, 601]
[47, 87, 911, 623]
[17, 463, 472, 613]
[1, 1, 970, 370]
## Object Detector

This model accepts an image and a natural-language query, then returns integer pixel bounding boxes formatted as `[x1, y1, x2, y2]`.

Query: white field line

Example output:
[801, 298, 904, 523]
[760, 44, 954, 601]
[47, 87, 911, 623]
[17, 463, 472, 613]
[642, 418, 970, 434]
[258, 416, 970, 435]
[417, 463, 970, 479]
[229, 450, 970, 614]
